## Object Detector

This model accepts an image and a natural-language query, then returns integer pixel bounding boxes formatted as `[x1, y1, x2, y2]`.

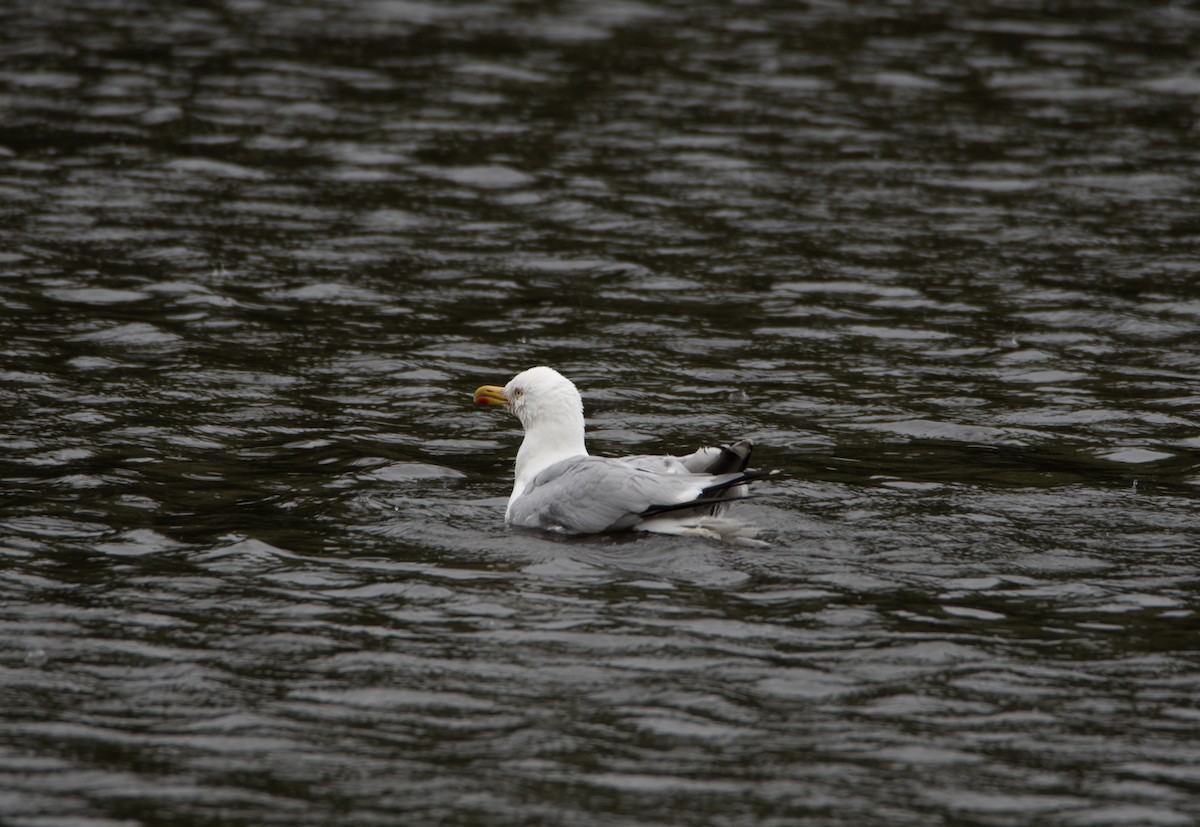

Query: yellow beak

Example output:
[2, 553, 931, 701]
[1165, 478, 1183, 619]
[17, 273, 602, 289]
[473, 384, 509, 409]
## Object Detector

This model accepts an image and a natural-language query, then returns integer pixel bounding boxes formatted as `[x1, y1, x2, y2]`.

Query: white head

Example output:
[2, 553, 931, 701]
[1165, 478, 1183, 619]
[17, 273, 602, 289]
[474, 366, 589, 494]
[474, 366, 585, 430]
[502, 366, 583, 430]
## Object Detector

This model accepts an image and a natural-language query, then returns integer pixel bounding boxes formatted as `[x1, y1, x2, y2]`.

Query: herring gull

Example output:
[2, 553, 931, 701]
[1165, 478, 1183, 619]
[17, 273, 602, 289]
[473, 366, 771, 542]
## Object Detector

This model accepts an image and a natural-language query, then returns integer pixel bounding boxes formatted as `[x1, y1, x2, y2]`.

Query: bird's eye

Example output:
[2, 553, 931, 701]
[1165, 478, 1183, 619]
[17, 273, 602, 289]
[511, 388, 523, 398]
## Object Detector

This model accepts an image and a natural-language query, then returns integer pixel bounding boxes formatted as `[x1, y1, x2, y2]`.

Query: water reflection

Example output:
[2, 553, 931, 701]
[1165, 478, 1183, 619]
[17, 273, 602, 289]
[2, 0, 1199, 825]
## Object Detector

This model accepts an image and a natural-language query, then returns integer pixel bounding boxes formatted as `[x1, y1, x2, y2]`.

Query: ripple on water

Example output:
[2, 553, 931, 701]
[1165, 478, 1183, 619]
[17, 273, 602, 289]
[2, 1, 1200, 825]
[68, 322, 183, 347]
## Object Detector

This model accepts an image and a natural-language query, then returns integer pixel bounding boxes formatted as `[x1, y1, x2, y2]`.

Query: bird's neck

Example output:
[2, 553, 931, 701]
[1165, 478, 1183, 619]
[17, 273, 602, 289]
[512, 414, 588, 498]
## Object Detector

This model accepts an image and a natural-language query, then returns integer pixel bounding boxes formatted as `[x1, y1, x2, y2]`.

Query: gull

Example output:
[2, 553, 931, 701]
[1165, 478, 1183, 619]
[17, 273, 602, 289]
[473, 366, 771, 542]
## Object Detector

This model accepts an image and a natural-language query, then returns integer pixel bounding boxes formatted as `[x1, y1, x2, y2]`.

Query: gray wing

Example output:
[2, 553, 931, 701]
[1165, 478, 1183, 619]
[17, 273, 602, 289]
[620, 439, 753, 475]
[618, 454, 693, 474]
[507, 456, 748, 535]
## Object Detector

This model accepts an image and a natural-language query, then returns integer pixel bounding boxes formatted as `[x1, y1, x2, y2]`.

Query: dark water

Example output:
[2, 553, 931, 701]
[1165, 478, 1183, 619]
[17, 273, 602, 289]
[3, 1, 1200, 824]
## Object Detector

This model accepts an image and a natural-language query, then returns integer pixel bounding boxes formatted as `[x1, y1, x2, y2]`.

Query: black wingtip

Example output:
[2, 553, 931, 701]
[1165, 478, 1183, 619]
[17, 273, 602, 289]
[702, 468, 773, 494]
[638, 464, 775, 520]
[640, 493, 759, 518]
[700, 438, 754, 476]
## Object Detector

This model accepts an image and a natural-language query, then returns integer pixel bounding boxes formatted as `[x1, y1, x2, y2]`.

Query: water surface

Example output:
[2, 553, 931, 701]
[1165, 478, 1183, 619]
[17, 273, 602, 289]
[2, 1, 1199, 825]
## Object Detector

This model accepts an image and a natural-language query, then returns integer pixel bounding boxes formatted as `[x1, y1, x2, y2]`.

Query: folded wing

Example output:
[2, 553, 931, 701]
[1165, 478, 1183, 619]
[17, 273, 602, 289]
[620, 438, 754, 474]
[507, 451, 763, 535]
